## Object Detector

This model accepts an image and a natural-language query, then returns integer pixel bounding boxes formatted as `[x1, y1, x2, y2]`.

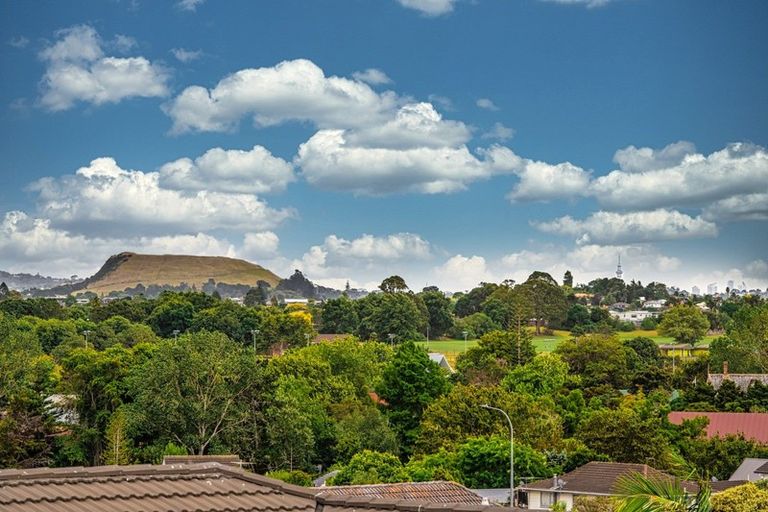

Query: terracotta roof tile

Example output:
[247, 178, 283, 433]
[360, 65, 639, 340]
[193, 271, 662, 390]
[518, 462, 698, 495]
[315, 481, 482, 504]
[668, 412, 768, 444]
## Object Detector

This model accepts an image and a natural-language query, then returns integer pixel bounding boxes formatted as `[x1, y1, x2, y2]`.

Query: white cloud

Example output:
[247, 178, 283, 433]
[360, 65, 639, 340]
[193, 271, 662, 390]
[8, 36, 30, 48]
[171, 47, 202, 63]
[702, 193, 768, 222]
[434, 255, 494, 291]
[745, 260, 768, 279]
[296, 129, 517, 195]
[39, 25, 169, 111]
[241, 232, 280, 259]
[29, 157, 294, 236]
[613, 141, 696, 173]
[590, 142, 768, 210]
[507, 159, 591, 202]
[112, 34, 137, 53]
[352, 68, 392, 85]
[427, 94, 454, 111]
[396, 0, 457, 16]
[177, 0, 205, 11]
[482, 122, 515, 141]
[535, 209, 718, 244]
[0, 210, 237, 276]
[159, 145, 295, 195]
[292, 233, 432, 286]
[476, 98, 499, 111]
[164, 59, 399, 133]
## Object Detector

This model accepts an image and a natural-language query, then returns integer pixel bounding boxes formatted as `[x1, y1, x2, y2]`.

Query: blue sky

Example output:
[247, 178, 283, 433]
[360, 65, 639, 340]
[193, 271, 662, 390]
[1, 0, 766, 292]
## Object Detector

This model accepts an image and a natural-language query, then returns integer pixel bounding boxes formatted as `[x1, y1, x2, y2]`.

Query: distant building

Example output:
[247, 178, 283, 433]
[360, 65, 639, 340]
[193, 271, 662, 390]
[707, 283, 718, 295]
[611, 310, 656, 324]
[642, 299, 667, 310]
[707, 362, 768, 392]
[727, 280, 735, 291]
[691, 285, 700, 296]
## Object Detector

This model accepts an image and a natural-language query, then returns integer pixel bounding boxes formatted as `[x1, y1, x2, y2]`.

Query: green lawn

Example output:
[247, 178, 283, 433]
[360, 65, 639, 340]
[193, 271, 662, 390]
[416, 329, 717, 361]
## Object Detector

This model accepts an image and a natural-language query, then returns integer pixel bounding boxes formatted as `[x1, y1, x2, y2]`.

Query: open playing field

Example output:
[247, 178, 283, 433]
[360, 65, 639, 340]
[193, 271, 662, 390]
[416, 329, 718, 366]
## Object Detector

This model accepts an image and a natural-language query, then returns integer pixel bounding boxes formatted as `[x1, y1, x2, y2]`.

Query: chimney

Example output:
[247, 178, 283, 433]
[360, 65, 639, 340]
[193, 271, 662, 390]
[723, 361, 729, 376]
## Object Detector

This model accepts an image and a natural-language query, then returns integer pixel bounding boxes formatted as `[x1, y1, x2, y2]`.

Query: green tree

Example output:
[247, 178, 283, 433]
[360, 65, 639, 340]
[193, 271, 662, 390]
[331, 450, 409, 485]
[503, 353, 569, 396]
[102, 409, 131, 465]
[658, 305, 710, 346]
[555, 334, 632, 391]
[710, 482, 768, 512]
[449, 312, 499, 339]
[331, 401, 399, 463]
[376, 341, 449, 454]
[320, 295, 359, 334]
[519, 272, 568, 334]
[146, 296, 195, 337]
[379, 275, 409, 293]
[616, 472, 711, 512]
[564, 270, 574, 288]
[454, 436, 550, 488]
[418, 289, 454, 338]
[129, 331, 261, 455]
[357, 293, 428, 342]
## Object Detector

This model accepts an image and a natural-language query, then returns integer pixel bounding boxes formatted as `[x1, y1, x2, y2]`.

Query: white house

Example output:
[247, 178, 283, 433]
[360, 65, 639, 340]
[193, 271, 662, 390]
[610, 310, 656, 324]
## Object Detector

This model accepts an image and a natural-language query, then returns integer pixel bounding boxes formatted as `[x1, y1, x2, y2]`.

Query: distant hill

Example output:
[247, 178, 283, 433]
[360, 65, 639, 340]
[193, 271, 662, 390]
[0, 270, 79, 291]
[32, 252, 282, 297]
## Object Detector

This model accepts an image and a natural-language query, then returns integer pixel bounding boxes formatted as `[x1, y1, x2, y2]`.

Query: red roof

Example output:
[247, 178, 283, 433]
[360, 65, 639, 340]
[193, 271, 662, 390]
[668, 412, 768, 443]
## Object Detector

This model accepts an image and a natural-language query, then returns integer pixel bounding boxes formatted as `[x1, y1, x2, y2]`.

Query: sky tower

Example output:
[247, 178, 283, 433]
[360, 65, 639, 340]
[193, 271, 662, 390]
[616, 254, 623, 280]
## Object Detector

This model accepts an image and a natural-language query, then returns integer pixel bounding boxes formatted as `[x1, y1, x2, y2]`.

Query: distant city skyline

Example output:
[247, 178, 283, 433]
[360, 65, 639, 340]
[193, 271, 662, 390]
[1, 0, 766, 292]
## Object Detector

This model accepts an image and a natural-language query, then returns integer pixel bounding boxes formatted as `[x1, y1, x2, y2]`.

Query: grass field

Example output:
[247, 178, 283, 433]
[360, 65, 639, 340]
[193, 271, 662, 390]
[416, 328, 718, 366]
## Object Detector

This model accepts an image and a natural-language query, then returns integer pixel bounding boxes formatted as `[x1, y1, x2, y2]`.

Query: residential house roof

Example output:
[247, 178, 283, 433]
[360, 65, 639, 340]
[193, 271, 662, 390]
[314, 481, 482, 504]
[518, 462, 698, 496]
[162, 454, 243, 466]
[429, 353, 454, 373]
[668, 412, 768, 444]
[0, 463, 518, 512]
[708, 373, 768, 392]
[729, 458, 768, 481]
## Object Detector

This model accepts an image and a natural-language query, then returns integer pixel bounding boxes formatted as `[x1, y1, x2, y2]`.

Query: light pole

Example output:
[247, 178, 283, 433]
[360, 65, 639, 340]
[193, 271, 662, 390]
[82, 330, 92, 349]
[304, 333, 312, 346]
[251, 329, 260, 351]
[387, 333, 396, 347]
[462, 330, 468, 352]
[172, 329, 180, 342]
[481, 404, 514, 508]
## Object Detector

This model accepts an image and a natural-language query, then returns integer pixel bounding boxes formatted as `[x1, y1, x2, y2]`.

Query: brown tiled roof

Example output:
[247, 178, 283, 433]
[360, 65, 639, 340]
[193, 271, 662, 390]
[519, 462, 698, 495]
[710, 480, 748, 492]
[668, 412, 768, 444]
[708, 373, 768, 392]
[0, 463, 520, 512]
[0, 462, 317, 512]
[756, 461, 768, 474]
[315, 481, 482, 504]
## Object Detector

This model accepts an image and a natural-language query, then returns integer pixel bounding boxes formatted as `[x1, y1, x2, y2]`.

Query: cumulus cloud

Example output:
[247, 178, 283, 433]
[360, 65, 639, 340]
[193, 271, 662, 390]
[159, 145, 295, 195]
[396, 0, 457, 16]
[535, 209, 718, 244]
[590, 142, 768, 210]
[29, 157, 293, 236]
[746, 259, 768, 279]
[352, 68, 392, 85]
[702, 193, 768, 222]
[476, 98, 499, 111]
[112, 34, 137, 53]
[38, 25, 169, 111]
[0, 210, 237, 275]
[613, 141, 696, 173]
[292, 233, 432, 286]
[171, 48, 202, 63]
[164, 59, 399, 133]
[434, 255, 494, 291]
[482, 122, 515, 141]
[507, 159, 591, 202]
[297, 129, 518, 195]
[241, 232, 280, 259]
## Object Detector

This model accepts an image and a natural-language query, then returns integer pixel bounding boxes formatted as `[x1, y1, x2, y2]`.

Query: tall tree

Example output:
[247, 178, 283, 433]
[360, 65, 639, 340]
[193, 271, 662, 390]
[520, 272, 568, 334]
[379, 275, 409, 294]
[658, 305, 710, 346]
[418, 288, 454, 338]
[563, 270, 574, 288]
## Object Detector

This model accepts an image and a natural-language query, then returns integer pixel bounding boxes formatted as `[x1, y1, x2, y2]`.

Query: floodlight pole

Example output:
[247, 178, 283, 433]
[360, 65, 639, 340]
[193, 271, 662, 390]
[481, 404, 514, 508]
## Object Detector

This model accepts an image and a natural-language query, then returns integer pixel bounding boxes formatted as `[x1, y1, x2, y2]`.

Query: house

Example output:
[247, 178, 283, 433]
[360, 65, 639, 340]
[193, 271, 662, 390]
[518, 462, 698, 511]
[657, 344, 709, 359]
[429, 352, 455, 373]
[708, 361, 768, 392]
[610, 302, 631, 311]
[642, 299, 667, 310]
[610, 310, 656, 325]
[0, 463, 520, 512]
[729, 458, 768, 482]
[668, 412, 768, 444]
[314, 481, 483, 504]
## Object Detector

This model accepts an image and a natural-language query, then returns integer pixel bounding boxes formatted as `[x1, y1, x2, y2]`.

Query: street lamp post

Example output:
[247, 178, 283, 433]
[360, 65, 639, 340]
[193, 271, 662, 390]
[462, 330, 468, 352]
[387, 333, 396, 347]
[82, 330, 92, 349]
[481, 404, 514, 508]
[172, 329, 180, 342]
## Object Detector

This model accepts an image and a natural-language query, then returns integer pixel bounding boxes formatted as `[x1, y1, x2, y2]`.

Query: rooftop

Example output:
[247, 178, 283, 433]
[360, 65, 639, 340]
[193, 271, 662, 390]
[519, 462, 698, 496]
[314, 481, 482, 504]
[668, 412, 768, 444]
